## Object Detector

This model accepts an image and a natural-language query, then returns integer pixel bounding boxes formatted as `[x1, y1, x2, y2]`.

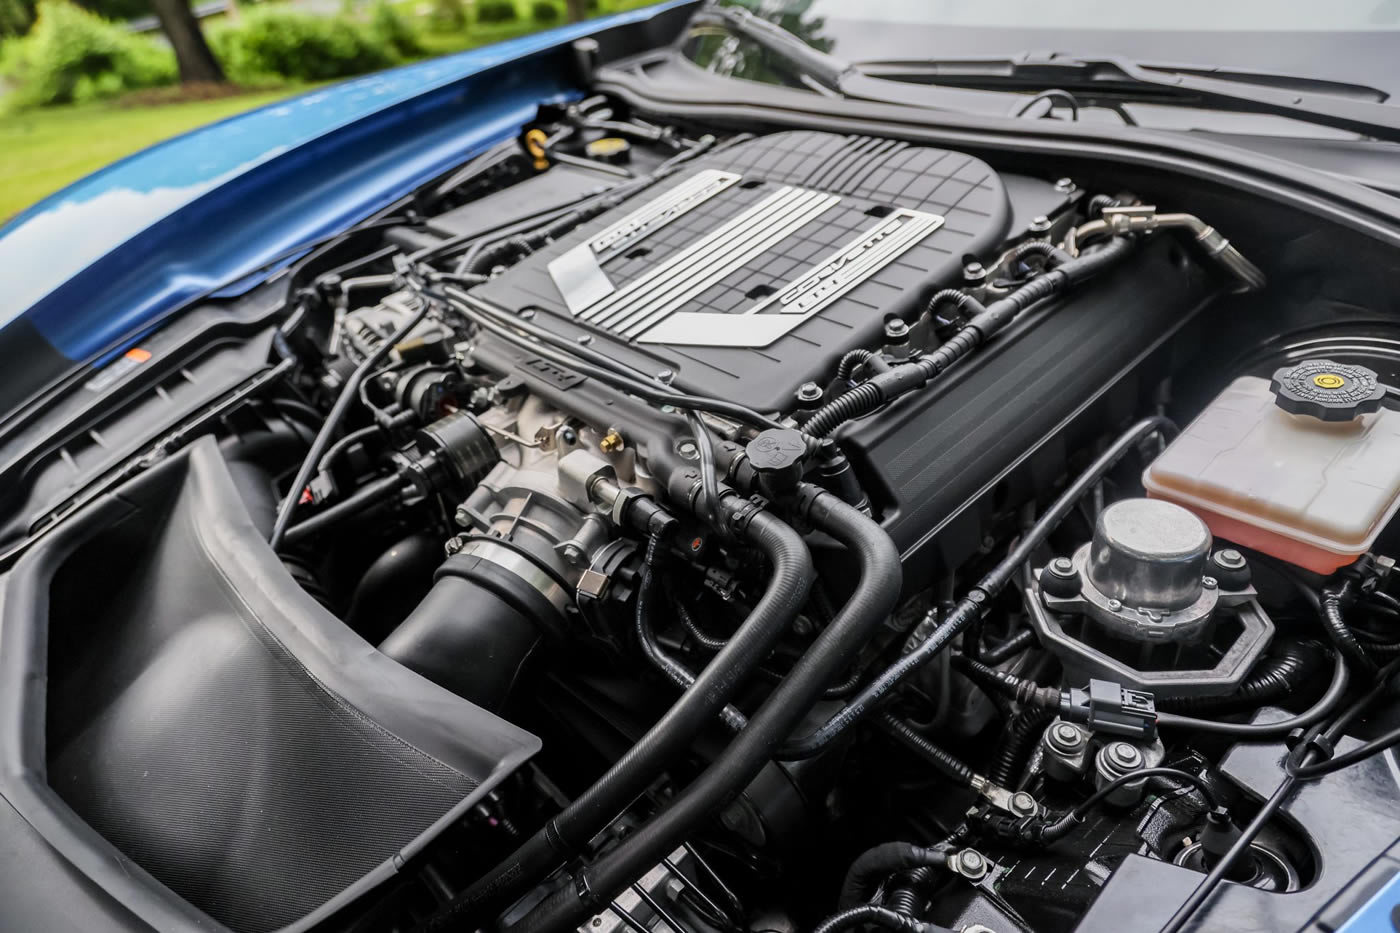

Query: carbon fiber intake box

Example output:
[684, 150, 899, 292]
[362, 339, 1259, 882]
[471, 131, 1055, 412]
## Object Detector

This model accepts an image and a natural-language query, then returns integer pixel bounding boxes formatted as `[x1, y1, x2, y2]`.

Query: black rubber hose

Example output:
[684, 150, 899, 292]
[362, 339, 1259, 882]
[1157, 642, 1326, 714]
[838, 842, 950, 910]
[675, 600, 729, 651]
[316, 423, 381, 473]
[268, 300, 429, 550]
[878, 713, 974, 787]
[420, 500, 814, 929]
[884, 866, 933, 917]
[988, 707, 1055, 788]
[836, 348, 875, 383]
[280, 473, 405, 548]
[802, 237, 1131, 438]
[980, 628, 1037, 665]
[1321, 582, 1378, 675]
[634, 534, 748, 732]
[778, 415, 1172, 761]
[505, 490, 900, 933]
[814, 904, 949, 933]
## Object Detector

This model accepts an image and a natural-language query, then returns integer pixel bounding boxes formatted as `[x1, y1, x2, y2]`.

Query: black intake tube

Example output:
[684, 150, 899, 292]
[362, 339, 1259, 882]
[419, 497, 813, 928]
[777, 415, 1173, 761]
[506, 490, 901, 933]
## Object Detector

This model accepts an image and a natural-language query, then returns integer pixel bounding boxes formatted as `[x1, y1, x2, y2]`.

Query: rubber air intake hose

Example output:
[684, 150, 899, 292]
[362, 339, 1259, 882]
[802, 237, 1132, 438]
[1320, 582, 1378, 676]
[504, 489, 900, 933]
[418, 494, 813, 929]
[777, 414, 1172, 761]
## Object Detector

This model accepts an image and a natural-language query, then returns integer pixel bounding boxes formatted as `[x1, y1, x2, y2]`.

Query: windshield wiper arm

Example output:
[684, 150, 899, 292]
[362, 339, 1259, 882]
[692, 8, 1400, 142]
[855, 53, 1400, 141]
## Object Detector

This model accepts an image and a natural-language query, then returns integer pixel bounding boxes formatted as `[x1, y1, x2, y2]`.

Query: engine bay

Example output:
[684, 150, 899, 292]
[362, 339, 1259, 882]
[12, 93, 1400, 933]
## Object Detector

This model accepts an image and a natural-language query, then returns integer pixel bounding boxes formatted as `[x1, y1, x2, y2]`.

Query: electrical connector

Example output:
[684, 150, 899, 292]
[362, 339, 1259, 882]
[1060, 679, 1157, 741]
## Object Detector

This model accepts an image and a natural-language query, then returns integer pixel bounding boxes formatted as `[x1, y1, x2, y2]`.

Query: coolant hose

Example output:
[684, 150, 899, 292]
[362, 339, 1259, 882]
[418, 498, 813, 929]
[838, 842, 950, 909]
[505, 489, 900, 933]
[777, 415, 1173, 761]
[802, 237, 1133, 438]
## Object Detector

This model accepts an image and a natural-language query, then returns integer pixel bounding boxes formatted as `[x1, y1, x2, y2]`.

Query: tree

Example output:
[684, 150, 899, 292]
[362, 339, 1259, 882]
[564, 0, 585, 22]
[148, 0, 224, 83]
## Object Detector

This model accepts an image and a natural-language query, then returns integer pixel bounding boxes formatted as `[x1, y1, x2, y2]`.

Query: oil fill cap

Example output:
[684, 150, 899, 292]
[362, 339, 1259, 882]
[1270, 359, 1389, 422]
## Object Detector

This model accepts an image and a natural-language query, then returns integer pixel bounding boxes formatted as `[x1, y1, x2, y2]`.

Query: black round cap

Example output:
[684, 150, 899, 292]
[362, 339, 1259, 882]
[1271, 359, 1386, 422]
[745, 428, 809, 492]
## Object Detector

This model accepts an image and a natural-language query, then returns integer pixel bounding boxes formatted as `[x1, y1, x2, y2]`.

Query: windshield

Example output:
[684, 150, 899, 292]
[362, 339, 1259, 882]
[683, 0, 1400, 139]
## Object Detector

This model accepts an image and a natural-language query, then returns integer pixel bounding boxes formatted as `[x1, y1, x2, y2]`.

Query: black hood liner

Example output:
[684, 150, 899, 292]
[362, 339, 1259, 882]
[0, 437, 538, 933]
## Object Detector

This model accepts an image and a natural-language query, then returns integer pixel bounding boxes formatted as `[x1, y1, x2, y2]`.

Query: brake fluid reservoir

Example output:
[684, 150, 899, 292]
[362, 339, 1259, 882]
[1143, 361, 1400, 574]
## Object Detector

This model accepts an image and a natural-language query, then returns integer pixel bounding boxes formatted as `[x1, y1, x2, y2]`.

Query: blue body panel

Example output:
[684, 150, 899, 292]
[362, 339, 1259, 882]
[0, 2, 689, 363]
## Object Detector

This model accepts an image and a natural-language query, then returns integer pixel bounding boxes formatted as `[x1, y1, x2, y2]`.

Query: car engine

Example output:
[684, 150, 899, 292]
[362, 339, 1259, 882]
[16, 96, 1400, 933]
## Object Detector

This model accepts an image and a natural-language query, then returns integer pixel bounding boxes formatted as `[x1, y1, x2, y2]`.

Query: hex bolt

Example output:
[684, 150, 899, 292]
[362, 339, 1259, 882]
[796, 382, 823, 405]
[956, 849, 988, 879]
[1055, 177, 1076, 192]
[884, 318, 910, 341]
[520, 309, 536, 320]
[1028, 215, 1053, 234]
[600, 429, 625, 453]
[1051, 557, 1075, 575]
[453, 507, 471, 527]
[1010, 792, 1038, 816]
[1052, 723, 1084, 749]
[655, 369, 675, 384]
[1215, 549, 1247, 570]
[677, 440, 699, 460]
[1109, 742, 1143, 769]
[1202, 576, 1218, 590]
[963, 261, 987, 285]
[1107, 598, 1123, 612]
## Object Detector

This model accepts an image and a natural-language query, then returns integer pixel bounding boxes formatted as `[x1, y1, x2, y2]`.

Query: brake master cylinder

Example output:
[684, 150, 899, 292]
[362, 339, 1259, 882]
[1144, 359, 1400, 573]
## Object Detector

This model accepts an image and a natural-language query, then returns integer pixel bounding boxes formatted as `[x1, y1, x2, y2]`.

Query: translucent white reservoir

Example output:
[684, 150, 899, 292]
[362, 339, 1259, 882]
[1143, 375, 1400, 574]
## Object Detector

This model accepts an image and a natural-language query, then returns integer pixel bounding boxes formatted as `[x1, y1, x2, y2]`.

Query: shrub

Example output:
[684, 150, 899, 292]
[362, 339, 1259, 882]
[475, 0, 516, 23]
[528, 0, 557, 23]
[3, 0, 175, 107]
[369, 0, 424, 58]
[428, 0, 466, 30]
[210, 5, 394, 83]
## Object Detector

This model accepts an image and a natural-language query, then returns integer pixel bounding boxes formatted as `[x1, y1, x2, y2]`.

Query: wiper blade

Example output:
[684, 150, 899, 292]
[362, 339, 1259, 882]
[856, 53, 1400, 141]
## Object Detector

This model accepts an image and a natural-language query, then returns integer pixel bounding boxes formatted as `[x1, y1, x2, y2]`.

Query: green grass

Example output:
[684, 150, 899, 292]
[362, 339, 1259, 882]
[0, 0, 665, 222]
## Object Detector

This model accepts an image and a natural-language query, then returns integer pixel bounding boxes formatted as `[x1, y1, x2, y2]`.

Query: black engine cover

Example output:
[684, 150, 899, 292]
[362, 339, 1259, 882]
[473, 131, 1029, 411]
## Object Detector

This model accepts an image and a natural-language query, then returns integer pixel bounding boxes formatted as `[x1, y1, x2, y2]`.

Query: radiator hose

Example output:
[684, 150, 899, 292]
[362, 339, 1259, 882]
[418, 493, 813, 929]
[504, 488, 901, 933]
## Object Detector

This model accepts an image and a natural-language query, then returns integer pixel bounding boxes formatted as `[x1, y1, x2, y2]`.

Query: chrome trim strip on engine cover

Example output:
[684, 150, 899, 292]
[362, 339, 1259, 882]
[548, 169, 741, 314]
[576, 185, 841, 339]
[637, 207, 944, 348]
